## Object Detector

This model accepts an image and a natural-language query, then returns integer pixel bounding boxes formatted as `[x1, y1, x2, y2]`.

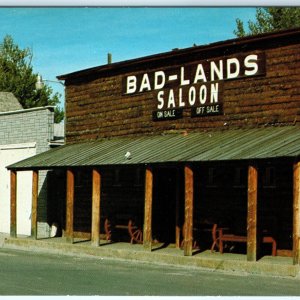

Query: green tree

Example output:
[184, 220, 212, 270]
[0, 35, 64, 123]
[234, 7, 300, 37]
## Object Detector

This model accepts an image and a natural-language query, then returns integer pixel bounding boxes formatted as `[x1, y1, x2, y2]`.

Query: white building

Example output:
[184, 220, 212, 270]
[0, 92, 64, 236]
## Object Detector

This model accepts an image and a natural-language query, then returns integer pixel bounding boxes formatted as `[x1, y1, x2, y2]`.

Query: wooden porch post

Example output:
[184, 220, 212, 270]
[175, 168, 181, 248]
[91, 168, 101, 247]
[10, 170, 17, 238]
[143, 166, 153, 251]
[66, 169, 75, 243]
[184, 165, 193, 256]
[31, 170, 39, 239]
[247, 164, 259, 261]
[293, 161, 300, 265]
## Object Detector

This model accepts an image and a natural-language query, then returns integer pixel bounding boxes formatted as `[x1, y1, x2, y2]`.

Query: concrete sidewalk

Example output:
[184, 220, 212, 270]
[1, 234, 299, 278]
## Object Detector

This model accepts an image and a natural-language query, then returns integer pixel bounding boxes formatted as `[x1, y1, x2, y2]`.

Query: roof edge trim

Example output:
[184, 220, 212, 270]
[57, 27, 300, 81]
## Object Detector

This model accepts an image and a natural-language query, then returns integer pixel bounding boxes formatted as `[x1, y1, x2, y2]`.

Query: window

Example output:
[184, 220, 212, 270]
[113, 168, 121, 186]
[234, 167, 247, 188]
[207, 167, 217, 187]
[263, 167, 276, 188]
[134, 167, 143, 186]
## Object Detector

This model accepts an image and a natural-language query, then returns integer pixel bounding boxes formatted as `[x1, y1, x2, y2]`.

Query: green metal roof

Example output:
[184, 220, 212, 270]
[7, 126, 300, 170]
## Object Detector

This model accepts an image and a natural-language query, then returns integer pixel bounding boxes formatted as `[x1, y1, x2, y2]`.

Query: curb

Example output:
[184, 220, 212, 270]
[3, 237, 300, 278]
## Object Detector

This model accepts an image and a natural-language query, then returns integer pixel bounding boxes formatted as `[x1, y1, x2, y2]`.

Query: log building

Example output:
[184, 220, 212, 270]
[8, 27, 300, 264]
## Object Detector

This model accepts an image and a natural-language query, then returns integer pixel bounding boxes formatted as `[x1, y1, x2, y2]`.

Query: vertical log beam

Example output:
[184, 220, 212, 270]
[184, 165, 193, 256]
[91, 168, 101, 247]
[66, 169, 75, 243]
[31, 170, 39, 239]
[143, 166, 153, 251]
[247, 165, 258, 261]
[175, 168, 181, 248]
[293, 161, 300, 265]
[10, 170, 17, 238]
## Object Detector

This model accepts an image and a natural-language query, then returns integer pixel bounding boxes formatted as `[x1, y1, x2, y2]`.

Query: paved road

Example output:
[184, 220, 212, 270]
[0, 248, 299, 296]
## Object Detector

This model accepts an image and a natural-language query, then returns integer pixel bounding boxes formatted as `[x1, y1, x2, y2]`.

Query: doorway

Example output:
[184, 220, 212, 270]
[152, 167, 184, 244]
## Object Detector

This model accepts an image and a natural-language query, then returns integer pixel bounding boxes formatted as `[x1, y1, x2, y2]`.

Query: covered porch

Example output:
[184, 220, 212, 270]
[7, 126, 300, 265]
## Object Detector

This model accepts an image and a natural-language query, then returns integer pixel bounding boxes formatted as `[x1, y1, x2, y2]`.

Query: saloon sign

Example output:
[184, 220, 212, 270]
[122, 52, 265, 120]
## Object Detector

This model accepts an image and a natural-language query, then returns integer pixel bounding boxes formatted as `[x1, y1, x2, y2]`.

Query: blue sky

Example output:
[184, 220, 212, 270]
[0, 7, 257, 108]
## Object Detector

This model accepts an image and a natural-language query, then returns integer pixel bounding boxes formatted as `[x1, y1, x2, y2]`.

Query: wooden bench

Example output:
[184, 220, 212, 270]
[211, 224, 277, 256]
[104, 218, 143, 244]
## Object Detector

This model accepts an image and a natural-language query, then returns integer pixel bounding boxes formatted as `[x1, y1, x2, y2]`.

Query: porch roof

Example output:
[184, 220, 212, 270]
[7, 126, 300, 171]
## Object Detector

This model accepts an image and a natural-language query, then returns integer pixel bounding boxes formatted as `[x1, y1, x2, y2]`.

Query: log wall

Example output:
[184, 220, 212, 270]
[65, 40, 300, 143]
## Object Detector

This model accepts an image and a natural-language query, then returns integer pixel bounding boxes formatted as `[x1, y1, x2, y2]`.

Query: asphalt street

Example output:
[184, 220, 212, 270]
[0, 248, 299, 296]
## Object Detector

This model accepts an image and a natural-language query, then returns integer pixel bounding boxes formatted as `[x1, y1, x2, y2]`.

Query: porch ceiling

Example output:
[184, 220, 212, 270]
[7, 126, 300, 170]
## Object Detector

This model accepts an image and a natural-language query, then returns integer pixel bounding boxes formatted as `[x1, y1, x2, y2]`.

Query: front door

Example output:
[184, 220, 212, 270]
[152, 167, 183, 244]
